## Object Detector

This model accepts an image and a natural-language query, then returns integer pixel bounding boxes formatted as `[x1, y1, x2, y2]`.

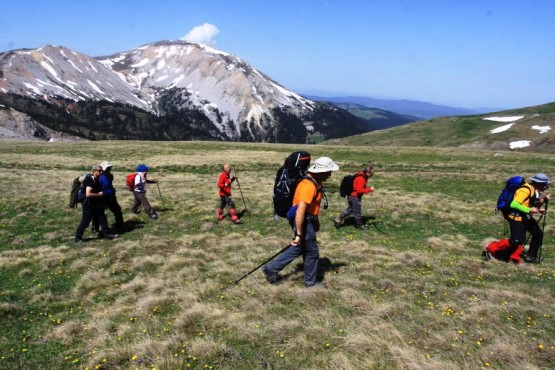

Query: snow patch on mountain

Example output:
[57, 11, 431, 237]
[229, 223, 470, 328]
[509, 140, 531, 149]
[483, 116, 525, 122]
[531, 125, 551, 134]
[489, 123, 515, 134]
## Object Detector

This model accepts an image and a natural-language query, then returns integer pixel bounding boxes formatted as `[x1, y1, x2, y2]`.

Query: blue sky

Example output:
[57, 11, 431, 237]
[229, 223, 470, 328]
[1, 0, 553, 110]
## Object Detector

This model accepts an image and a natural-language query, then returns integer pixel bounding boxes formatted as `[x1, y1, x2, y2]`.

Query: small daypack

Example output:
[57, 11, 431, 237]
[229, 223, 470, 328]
[273, 151, 311, 218]
[496, 176, 526, 213]
[126, 173, 137, 191]
[339, 172, 364, 198]
[69, 173, 90, 208]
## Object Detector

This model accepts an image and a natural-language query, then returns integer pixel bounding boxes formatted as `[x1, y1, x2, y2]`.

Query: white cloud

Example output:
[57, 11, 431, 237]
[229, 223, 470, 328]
[181, 23, 219, 46]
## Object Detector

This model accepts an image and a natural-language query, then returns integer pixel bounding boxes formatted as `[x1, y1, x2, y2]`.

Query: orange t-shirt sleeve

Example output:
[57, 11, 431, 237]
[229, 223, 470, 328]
[293, 179, 321, 215]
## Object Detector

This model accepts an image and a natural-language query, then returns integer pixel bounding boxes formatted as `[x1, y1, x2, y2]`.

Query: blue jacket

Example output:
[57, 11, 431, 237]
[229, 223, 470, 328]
[99, 173, 116, 197]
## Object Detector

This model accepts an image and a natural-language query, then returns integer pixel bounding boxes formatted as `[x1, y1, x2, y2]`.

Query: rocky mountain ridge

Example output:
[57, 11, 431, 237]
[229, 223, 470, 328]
[0, 41, 371, 142]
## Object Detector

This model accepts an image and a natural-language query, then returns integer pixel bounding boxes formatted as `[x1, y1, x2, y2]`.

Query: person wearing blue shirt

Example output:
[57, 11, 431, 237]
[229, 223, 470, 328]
[99, 161, 124, 230]
[92, 161, 125, 233]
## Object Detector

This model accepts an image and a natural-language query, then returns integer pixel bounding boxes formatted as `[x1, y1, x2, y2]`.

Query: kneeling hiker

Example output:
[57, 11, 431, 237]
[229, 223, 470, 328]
[131, 164, 159, 220]
[334, 163, 375, 230]
[216, 163, 242, 224]
[264, 157, 339, 287]
[486, 173, 551, 264]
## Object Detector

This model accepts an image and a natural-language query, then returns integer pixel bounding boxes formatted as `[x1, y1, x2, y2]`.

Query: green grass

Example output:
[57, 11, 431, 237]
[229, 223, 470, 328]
[0, 140, 554, 369]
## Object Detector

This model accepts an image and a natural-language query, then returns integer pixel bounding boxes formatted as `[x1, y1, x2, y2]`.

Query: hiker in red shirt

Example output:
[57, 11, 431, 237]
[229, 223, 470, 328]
[334, 164, 375, 230]
[216, 163, 242, 224]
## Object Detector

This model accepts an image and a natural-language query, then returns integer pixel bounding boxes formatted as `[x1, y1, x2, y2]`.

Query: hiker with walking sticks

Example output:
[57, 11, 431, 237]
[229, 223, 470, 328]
[131, 164, 159, 220]
[263, 157, 339, 288]
[334, 163, 375, 230]
[485, 173, 551, 264]
[216, 163, 242, 224]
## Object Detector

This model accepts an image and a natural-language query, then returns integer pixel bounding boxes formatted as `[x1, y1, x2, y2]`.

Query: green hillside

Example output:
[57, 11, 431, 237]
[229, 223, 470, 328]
[325, 102, 555, 152]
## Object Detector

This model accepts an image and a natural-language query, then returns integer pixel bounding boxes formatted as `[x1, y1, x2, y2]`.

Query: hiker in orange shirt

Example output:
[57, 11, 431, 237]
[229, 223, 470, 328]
[263, 157, 339, 287]
[216, 163, 242, 224]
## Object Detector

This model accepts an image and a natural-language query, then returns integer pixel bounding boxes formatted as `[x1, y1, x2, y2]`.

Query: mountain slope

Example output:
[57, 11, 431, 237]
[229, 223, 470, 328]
[0, 41, 372, 142]
[330, 102, 417, 129]
[308, 95, 485, 119]
[324, 103, 555, 153]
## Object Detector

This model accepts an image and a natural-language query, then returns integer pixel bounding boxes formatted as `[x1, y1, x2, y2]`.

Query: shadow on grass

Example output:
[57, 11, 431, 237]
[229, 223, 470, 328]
[237, 209, 250, 218]
[283, 257, 348, 283]
[334, 215, 389, 235]
[116, 220, 146, 235]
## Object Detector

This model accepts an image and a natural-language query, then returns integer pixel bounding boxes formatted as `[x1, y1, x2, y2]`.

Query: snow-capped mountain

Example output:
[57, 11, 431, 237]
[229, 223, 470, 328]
[0, 40, 370, 142]
[0, 45, 152, 110]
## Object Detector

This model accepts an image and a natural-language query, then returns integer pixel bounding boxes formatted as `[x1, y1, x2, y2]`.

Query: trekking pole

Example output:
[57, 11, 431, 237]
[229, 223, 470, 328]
[538, 199, 548, 261]
[233, 244, 291, 284]
[156, 182, 168, 210]
[524, 199, 548, 258]
[235, 177, 249, 216]
[371, 192, 391, 232]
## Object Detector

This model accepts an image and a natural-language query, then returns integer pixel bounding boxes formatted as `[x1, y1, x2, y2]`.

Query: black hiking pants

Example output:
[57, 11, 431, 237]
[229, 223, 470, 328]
[506, 215, 543, 258]
[75, 200, 109, 239]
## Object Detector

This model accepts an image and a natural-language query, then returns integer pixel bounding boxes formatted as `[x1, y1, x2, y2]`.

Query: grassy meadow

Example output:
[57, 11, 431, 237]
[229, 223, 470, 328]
[0, 140, 554, 369]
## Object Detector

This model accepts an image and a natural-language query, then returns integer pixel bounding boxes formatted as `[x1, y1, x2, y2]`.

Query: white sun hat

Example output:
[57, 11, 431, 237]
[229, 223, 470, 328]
[100, 161, 113, 171]
[308, 156, 339, 173]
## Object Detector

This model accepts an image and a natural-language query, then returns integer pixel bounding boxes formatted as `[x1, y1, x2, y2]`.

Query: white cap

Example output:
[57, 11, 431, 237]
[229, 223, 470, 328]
[100, 161, 113, 171]
[308, 157, 339, 173]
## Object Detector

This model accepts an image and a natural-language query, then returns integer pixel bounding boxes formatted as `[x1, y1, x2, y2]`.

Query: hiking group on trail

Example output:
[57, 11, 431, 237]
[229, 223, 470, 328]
[72, 163, 159, 243]
[69, 151, 551, 286]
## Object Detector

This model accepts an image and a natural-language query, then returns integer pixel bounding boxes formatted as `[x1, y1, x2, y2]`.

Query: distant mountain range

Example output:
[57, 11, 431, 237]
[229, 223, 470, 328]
[307, 95, 499, 120]
[0, 41, 372, 142]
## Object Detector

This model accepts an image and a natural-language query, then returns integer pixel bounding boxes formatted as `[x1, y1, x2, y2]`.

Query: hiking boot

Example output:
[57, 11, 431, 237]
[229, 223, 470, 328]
[524, 256, 542, 264]
[149, 213, 158, 220]
[509, 258, 521, 265]
[74, 237, 84, 244]
[216, 208, 225, 221]
[333, 215, 344, 228]
[91, 227, 99, 234]
[355, 223, 367, 230]
[100, 232, 118, 240]
[232, 218, 242, 224]
[263, 266, 278, 284]
[482, 246, 492, 261]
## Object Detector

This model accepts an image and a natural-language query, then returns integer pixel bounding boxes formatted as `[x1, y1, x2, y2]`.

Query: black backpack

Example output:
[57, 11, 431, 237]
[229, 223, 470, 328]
[273, 151, 311, 218]
[339, 172, 364, 198]
[69, 173, 90, 208]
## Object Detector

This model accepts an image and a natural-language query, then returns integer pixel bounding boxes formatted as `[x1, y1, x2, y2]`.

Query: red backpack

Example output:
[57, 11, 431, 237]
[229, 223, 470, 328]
[126, 173, 137, 191]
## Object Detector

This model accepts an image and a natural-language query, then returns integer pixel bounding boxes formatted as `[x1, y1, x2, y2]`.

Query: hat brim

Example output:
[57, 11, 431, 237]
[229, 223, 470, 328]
[308, 163, 339, 173]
